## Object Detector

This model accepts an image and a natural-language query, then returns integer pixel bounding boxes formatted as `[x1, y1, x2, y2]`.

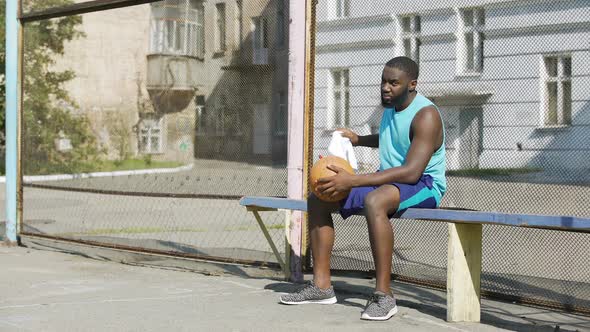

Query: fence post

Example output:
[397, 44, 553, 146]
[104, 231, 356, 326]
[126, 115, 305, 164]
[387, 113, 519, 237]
[287, 0, 311, 282]
[4, 0, 21, 245]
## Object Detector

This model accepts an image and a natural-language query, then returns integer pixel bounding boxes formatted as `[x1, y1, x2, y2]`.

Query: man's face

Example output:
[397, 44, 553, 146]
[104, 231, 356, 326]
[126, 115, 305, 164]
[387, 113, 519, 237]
[381, 66, 416, 107]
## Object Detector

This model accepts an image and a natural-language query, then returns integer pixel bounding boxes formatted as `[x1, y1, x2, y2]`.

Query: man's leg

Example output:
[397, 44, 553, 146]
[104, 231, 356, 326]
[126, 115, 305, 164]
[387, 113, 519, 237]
[308, 193, 340, 289]
[363, 185, 400, 295]
[358, 185, 400, 321]
[361, 180, 436, 320]
[279, 194, 339, 305]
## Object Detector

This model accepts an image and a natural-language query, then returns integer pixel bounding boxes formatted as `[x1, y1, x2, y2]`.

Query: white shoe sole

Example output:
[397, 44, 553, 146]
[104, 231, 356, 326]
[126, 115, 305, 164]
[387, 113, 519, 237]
[360, 305, 398, 321]
[280, 296, 337, 305]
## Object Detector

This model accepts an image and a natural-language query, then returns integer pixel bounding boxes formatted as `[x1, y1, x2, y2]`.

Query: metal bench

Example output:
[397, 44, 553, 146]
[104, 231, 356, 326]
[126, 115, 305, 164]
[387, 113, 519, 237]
[239, 195, 590, 322]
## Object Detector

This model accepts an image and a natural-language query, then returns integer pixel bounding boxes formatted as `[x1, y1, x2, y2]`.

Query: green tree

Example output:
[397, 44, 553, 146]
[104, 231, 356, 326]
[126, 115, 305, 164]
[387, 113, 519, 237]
[1, 0, 102, 175]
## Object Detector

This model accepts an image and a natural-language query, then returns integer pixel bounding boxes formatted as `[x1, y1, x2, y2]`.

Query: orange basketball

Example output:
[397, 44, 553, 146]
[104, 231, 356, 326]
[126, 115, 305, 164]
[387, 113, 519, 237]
[310, 155, 355, 202]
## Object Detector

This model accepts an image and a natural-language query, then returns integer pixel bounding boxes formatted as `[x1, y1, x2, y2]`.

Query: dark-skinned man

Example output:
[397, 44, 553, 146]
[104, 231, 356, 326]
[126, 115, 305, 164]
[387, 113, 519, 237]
[280, 56, 446, 322]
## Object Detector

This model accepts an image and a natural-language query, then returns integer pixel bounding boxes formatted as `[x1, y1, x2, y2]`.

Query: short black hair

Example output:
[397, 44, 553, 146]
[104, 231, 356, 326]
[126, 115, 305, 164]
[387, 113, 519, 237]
[385, 56, 419, 80]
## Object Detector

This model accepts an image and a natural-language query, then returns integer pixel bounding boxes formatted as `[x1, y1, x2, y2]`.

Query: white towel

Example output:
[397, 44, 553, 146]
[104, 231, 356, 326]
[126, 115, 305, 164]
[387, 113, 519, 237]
[328, 131, 358, 171]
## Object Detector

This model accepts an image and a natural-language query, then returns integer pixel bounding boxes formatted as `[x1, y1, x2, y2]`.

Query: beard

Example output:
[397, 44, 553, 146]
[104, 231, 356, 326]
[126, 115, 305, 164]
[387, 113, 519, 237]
[381, 86, 410, 108]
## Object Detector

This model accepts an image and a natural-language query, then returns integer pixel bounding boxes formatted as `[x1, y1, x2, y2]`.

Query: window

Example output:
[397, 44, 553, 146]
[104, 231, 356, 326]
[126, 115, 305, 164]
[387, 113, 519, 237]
[253, 17, 268, 49]
[252, 17, 269, 64]
[276, 0, 286, 47]
[397, 15, 421, 63]
[457, 8, 484, 74]
[329, 0, 349, 19]
[150, 0, 205, 58]
[328, 69, 350, 128]
[139, 115, 163, 154]
[215, 3, 226, 52]
[541, 55, 572, 126]
[195, 95, 207, 134]
[275, 92, 287, 135]
[234, 0, 243, 49]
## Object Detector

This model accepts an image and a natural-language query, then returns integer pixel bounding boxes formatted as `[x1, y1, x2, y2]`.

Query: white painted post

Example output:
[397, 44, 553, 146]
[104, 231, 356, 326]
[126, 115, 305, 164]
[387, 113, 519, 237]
[447, 223, 482, 322]
[4, 0, 19, 245]
[287, 0, 308, 282]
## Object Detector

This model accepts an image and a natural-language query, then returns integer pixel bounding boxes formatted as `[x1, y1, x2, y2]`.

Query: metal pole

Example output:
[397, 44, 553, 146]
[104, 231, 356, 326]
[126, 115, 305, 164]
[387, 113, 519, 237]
[301, 0, 316, 272]
[4, 0, 19, 244]
[287, 0, 308, 282]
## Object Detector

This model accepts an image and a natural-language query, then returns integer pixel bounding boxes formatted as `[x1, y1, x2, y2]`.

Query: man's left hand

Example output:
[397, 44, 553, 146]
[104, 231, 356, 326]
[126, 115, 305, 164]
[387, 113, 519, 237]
[316, 165, 355, 198]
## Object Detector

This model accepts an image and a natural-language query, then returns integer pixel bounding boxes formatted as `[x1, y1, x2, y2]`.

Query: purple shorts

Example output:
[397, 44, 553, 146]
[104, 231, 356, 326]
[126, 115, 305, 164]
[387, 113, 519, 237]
[339, 174, 439, 219]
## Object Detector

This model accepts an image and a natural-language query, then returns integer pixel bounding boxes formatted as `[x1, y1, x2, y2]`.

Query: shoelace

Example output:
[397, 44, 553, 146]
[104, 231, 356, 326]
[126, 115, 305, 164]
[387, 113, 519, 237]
[365, 293, 384, 309]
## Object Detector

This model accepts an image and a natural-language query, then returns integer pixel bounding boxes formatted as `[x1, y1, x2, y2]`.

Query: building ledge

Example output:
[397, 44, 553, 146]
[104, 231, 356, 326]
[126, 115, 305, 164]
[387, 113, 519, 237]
[423, 90, 493, 106]
[535, 125, 571, 132]
[146, 53, 204, 61]
[221, 64, 274, 71]
[317, 14, 394, 31]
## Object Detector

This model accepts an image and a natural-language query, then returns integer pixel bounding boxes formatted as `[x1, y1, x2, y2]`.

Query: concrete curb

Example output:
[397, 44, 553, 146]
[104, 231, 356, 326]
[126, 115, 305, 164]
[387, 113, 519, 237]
[0, 163, 193, 183]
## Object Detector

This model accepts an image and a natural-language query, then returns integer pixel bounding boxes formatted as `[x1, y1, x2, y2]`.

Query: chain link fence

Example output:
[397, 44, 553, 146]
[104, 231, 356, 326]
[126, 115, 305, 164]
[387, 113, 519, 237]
[15, 0, 590, 314]
[312, 0, 590, 312]
[21, 0, 290, 267]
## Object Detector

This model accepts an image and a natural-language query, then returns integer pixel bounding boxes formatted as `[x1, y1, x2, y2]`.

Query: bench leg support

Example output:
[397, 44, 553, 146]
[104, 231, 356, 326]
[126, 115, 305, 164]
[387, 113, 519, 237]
[447, 223, 482, 323]
[284, 210, 291, 280]
[252, 210, 290, 279]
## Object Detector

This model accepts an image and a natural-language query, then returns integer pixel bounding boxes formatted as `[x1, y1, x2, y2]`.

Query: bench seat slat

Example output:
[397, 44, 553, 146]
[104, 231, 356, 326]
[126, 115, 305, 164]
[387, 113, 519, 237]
[240, 196, 308, 212]
[400, 209, 590, 231]
[240, 196, 590, 232]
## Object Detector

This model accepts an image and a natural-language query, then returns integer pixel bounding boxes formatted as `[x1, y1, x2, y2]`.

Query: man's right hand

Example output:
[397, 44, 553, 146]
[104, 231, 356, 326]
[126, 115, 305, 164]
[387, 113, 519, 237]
[335, 128, 359, 146]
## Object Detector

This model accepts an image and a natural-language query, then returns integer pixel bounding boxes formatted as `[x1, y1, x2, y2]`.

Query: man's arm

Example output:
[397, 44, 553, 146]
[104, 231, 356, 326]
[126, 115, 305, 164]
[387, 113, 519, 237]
[351, 106, 443, 186]
[317, 106, 443, 197]
[337, 128, 379, 148]
[357, 134, 379, 148]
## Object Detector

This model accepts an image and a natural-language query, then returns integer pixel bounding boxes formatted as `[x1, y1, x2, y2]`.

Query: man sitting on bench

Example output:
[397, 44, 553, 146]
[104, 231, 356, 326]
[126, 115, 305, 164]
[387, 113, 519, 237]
[280, 56, 447, 321]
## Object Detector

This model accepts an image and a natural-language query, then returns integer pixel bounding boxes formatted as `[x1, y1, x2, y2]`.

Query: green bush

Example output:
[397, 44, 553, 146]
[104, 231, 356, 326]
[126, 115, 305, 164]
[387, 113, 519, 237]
[0, 0, 104, 175]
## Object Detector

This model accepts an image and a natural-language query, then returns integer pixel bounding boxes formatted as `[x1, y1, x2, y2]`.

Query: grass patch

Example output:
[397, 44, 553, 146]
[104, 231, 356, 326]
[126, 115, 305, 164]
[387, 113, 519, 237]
[267, 224, 286, 230]
[62, 226, 207, 236]
[94, 159, 184, 172]
[224, 224, 285, 232]
[447, 167, 543, 177]
[62, 223, 284, 236]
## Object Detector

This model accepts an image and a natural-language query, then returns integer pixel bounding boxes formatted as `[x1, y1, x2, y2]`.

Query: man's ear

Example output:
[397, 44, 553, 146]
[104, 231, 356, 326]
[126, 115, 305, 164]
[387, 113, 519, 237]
[409, 79, 418, 92]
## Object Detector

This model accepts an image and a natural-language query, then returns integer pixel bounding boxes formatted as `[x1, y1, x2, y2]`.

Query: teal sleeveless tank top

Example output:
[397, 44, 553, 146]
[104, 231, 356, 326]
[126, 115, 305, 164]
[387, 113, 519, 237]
[378, 93, 447, 202]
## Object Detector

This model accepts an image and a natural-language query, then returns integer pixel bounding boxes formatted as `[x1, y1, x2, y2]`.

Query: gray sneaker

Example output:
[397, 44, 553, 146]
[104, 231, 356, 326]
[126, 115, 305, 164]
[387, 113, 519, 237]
[360, 291, 398, 321]
[279, 281, 337, 305]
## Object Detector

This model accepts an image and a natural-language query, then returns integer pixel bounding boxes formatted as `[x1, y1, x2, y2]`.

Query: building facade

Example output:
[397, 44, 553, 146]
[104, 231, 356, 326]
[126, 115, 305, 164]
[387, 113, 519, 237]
[314, 0, 590, 171]
[54, 0, 289, 165]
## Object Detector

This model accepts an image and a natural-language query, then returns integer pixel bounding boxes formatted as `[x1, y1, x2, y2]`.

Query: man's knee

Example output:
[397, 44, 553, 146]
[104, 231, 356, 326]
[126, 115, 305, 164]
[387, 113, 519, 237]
[364, 188, 398, 218]
[308, 192, 323, 209]
[364, 191, 384, 215]
[308, 193, 338, 213]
